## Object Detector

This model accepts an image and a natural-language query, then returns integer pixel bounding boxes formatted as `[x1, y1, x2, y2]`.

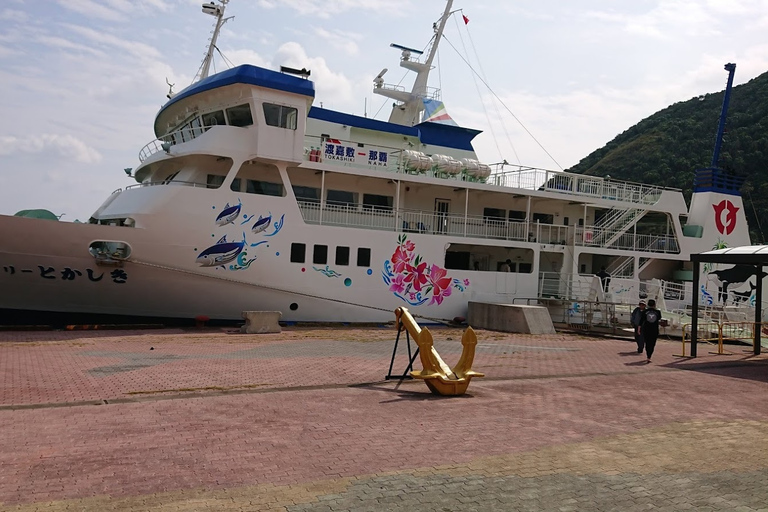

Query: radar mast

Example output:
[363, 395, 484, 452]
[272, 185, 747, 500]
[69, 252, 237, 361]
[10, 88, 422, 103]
[193, 0, 233, 84]
[373, 0, 454, 126]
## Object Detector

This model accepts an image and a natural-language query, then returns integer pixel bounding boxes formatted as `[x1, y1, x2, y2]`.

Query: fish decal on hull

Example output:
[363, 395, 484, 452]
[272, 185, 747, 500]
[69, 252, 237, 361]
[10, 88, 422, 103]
[215, 202, 242, 227]
[252, 214, 272, 234]
[196, 235, 245, 267]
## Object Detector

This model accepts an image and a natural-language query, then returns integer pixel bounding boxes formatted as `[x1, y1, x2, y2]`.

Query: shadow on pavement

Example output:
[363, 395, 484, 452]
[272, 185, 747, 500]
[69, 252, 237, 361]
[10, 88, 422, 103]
[664, 356, 768, 384]
[354, 382, 476, 403]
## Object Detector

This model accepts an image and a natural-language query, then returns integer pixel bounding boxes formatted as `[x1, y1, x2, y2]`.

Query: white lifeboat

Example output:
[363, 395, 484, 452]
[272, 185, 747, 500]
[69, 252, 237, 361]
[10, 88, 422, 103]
[402, 150, 432, 172]
[431, 154, 462, 175]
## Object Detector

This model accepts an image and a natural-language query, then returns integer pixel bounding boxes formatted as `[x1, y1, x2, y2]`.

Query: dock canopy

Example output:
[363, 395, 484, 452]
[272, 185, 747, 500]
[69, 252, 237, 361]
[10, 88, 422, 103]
[690, 245, 768, 356]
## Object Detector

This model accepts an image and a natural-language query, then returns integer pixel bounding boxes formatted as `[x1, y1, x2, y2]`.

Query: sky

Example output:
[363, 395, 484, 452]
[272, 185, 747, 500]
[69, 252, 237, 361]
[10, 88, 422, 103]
[2, 0, 768, 222]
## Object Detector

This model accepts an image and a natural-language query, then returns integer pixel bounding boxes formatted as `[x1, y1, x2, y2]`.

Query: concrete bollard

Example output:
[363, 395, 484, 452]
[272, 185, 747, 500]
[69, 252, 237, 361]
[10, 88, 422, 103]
[240, 311, 282, 334]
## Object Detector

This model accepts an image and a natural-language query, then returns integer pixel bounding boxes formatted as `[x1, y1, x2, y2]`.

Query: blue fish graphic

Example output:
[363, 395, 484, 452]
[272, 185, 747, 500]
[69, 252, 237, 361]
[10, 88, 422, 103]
[252, 214, 272, 234]
[215, 202, 241, 227]
[196, 235, 245, 267]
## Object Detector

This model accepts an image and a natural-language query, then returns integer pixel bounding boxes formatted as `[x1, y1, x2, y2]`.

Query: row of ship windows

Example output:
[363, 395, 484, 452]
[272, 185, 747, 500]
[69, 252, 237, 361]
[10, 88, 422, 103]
[204, 175, 393, 210]
[206, 175, 284, 195]
[173, 102, 299, 138]
[290, 243, 371, 267]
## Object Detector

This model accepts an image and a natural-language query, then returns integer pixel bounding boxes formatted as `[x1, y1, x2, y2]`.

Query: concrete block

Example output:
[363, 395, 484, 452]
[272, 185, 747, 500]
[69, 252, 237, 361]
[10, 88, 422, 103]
[240, 311, 282, 334]
[467, 302, 555, 334]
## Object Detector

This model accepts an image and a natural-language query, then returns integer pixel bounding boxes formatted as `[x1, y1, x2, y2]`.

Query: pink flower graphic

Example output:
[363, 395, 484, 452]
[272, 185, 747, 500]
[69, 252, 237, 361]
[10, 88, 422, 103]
[428, 264, 453, 305]
[404, 260, 428, 291]
[384, 235, 468, 306]
[391, 246, 412, 274]
[388, 273, 406, 294]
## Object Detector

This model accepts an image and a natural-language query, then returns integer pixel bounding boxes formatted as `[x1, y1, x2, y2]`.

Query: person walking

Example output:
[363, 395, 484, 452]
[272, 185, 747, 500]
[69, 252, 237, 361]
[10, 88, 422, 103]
[596, 266, 611, 291]
[639, 299, 662, 363]
[630, 300, 646, 353]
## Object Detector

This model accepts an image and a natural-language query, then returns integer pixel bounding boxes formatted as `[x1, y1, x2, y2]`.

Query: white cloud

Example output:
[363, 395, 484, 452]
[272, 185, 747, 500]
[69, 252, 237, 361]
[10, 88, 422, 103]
[0, 134, 102, 164]
[64, 24, 163, 60]
[54, 0, 172, 21]
[220, 49, 270, 69]
[0, 8, 27, 21]
[54, 0, 125, 22]
[34, 35, 105, 57]
[313, 27, 361, 56]
[257, 0, 408, 18]
[274, 42, 353, 108]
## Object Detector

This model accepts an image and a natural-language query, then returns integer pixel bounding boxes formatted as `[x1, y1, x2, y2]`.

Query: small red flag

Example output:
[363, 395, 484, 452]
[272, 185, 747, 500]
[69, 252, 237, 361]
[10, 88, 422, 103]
[462, 14, 470, 24]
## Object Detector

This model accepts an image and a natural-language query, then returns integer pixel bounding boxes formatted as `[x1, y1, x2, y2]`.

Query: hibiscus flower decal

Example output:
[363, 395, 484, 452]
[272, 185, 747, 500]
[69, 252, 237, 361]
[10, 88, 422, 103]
[382, 234, 469, 306]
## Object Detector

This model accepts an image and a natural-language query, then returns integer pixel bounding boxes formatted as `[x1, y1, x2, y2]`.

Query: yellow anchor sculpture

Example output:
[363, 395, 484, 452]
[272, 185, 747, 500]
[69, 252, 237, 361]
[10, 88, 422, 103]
[395, 307, 485, 395]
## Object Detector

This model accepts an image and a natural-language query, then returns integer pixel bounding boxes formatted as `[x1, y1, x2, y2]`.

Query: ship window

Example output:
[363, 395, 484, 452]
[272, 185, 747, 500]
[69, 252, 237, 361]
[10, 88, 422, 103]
[207, 174, 225, 189]
[327, 190, 356, 208]
[202, 110, 225, 127]
[519, 262, 532, 273]
[191, 116, 203, 137]
[445, 251, 470, 270]
[336, 246, 350, 265]
[230, 178, 242, 192]
[357, 248, 371, 267]
[362, 193, 393, 211]
[533, 213, 554, 224]
[225, 104, 253, 127]
[483, 207, 505, 221]
[290, 243, 306, 263]
[292, 185, 320, 203]
[246, 180, 283, 196]
[179, 123, 190, 142]
[263, 103, 298, 130]
[162, 171, 180, 184]
[508, 210, 526, 221]
[313, 245, 328, 265]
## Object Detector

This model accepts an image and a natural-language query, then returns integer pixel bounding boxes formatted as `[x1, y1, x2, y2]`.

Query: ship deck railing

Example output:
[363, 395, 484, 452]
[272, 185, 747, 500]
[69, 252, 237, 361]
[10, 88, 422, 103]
[298, 201, 568, 243]
[138, 125, 213, 163]
[301, 135, 669, 207]
[574, 226, 680, 254]
[298, 201, 680, 255]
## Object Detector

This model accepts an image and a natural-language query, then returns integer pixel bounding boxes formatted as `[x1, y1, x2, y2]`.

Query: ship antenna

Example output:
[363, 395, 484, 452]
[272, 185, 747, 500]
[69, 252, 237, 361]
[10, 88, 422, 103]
[193, 0, 234, 84]
[165, 78, 176, 99]
[373, 0, 454, 126]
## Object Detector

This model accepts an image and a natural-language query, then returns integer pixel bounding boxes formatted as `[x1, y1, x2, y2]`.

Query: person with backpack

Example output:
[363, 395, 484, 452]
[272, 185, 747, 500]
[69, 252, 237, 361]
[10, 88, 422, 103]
[639, 299, 662, 363]
[630, 300, 646, 353]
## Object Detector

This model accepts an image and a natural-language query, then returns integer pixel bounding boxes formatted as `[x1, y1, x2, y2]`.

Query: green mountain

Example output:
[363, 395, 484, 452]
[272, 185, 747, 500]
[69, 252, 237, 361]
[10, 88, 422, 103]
[566, 70, 768, 244]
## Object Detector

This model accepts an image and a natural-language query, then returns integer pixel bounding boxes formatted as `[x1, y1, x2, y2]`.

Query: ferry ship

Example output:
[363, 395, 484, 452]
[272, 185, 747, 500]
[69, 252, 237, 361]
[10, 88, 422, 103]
[0, 0, 755, 327]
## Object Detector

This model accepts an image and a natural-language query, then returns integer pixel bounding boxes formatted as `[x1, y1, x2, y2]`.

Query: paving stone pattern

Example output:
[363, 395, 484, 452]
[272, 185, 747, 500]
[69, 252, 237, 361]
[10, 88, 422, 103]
[0, 326, 767, 511]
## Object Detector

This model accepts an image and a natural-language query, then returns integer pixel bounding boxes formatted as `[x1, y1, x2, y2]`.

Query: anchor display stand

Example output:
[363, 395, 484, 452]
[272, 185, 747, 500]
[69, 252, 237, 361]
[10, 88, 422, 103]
[385, 320, 420, 380]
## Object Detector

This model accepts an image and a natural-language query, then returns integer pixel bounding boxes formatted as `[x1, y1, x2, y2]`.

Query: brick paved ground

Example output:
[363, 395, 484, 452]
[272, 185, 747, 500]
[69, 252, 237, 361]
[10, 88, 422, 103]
[1, 326, 767, 511]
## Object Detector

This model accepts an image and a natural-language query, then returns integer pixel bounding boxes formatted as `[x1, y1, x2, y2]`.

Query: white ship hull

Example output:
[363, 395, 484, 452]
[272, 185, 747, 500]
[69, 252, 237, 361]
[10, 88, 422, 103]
[0, 188, 515, 323]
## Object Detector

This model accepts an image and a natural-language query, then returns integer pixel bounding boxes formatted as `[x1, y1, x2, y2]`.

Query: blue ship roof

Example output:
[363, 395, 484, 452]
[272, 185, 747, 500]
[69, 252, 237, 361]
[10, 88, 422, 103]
[308, 108, 482, 152]
[157, 65, 315, 120]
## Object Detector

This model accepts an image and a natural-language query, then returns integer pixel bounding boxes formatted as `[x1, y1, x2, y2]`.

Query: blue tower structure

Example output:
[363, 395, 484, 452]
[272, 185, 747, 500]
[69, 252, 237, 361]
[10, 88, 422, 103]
[711, 63, 736, 168]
